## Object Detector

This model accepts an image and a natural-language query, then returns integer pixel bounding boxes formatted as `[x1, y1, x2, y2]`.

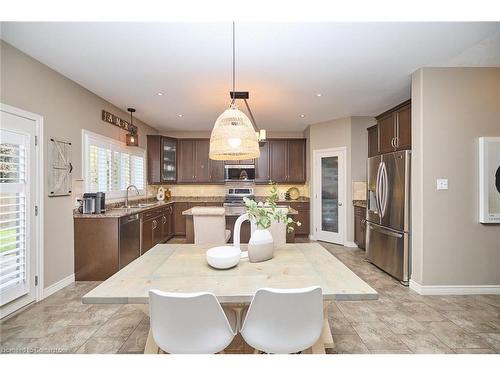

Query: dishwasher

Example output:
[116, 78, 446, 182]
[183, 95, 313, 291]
[119, 213, 141, 269]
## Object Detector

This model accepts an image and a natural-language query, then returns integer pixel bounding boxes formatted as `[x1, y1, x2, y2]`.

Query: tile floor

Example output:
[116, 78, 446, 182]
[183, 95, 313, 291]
[1, 240, 499, 354]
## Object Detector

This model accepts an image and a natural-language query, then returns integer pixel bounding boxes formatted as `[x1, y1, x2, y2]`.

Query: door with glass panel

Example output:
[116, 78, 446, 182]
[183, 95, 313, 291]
[0, 110, 37, 313]
[314, 149, 345, 244]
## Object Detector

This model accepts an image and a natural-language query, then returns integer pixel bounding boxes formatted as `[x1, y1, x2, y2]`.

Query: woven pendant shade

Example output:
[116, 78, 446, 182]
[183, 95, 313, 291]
[209, 105, 260, 161]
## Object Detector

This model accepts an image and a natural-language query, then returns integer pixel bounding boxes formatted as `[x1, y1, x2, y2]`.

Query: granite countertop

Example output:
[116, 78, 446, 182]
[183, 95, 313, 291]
[353, 200, 367, 208]
[74, 196, 309, 219]
[182, 205, 298, 216]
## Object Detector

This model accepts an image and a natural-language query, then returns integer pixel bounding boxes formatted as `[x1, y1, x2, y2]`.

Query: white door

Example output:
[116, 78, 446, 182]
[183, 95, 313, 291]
[314, 148, 346, 244]
[0, 110, 38, 314]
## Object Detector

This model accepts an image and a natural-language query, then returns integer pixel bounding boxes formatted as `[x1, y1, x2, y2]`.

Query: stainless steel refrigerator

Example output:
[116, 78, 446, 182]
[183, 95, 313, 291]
[366, 150, 411, 284]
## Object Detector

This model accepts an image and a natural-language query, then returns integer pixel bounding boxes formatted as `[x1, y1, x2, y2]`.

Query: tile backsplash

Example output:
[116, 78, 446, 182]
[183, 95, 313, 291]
[147, 183, 310, 198]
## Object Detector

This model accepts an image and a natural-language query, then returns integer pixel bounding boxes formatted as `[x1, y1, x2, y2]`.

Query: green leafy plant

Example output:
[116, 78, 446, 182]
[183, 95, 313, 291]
[243, 182, 301, 233]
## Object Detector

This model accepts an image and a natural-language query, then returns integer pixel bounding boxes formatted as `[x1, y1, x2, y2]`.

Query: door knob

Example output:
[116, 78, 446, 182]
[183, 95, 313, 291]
[338, 202, 343, 206]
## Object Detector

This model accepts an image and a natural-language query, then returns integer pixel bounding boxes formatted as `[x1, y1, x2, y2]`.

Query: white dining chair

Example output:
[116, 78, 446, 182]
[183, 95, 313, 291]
[149, 289, 237, 354]
[240, 286, 323, 354]
[192, 206, 231, 245]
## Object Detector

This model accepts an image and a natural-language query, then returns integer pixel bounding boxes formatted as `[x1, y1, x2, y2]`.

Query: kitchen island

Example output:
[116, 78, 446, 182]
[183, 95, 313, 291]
[182, 205, 299, 244]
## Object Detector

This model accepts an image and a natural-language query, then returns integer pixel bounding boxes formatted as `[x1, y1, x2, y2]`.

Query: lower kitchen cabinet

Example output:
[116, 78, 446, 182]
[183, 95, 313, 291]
[141, 203, 174, 253]
[354, 206, 367, 250]
[289, 201, 310, 237]
[75, 203, 174, 281]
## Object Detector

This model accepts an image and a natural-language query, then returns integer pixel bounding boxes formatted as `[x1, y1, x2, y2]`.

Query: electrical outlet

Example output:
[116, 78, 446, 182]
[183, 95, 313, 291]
[436, 179, 449, 190]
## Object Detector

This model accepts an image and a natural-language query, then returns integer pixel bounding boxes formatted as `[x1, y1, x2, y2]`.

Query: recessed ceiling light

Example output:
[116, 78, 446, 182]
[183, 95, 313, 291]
[156, 92, 164, 96]
[316, 93, 323, 97]
[299, 114, 306, 118]
[177, 114, 184, 118]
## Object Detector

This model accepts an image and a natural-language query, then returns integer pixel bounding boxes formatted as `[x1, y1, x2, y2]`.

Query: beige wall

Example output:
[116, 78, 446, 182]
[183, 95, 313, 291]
[306, 116, 375, 243]
[0, 41, 158, 287]
[411, 67, 500, 286]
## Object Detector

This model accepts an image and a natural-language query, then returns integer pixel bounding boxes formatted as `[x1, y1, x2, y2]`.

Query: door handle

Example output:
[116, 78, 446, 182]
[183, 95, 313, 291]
[367, 222, 403, 238]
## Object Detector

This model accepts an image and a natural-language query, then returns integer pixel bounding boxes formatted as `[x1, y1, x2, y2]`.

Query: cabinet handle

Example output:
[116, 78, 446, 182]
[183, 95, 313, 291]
[152, 220, 157, 230]
[395, 137, 400, 148]
[162, 216, 166, 224]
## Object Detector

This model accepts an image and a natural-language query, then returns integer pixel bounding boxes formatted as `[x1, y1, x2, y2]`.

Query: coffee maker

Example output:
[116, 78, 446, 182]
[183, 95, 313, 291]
[79, 192, 106, 214]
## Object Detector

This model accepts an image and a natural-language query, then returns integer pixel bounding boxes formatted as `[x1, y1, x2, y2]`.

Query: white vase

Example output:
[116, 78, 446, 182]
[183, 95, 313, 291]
[232, 213, 275, 263]
[248, 227, 274, 263]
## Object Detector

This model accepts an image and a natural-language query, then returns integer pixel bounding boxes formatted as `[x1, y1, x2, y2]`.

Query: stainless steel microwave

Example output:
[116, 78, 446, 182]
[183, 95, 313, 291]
[224, 165, 255, 182]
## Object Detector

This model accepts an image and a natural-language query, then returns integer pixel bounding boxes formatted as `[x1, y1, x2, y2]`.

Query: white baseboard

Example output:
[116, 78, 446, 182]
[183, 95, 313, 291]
[344, 241, 358, 248]
[42, 274, 75, 299]
[308, 234, 316, 241]
[410, 280, 500, 295]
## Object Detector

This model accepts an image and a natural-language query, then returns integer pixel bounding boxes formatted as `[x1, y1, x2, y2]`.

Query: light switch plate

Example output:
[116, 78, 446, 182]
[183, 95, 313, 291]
[437, 179, 449, 190]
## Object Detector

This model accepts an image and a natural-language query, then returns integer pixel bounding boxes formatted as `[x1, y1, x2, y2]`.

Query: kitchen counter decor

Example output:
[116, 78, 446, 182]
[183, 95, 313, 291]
[237, 184, 301, 262]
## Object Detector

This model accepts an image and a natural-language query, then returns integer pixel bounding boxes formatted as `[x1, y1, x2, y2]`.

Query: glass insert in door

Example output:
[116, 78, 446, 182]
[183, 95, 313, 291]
[162, 138, 177, 181]
[321, 156, 339, 232]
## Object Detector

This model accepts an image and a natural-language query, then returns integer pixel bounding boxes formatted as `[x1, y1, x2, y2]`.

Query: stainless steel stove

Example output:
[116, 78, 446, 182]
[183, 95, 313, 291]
[223, 186, 254, 207]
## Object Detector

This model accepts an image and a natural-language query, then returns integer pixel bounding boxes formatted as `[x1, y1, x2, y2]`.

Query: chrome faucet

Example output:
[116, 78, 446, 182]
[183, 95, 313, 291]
[125, 185, 140, 208]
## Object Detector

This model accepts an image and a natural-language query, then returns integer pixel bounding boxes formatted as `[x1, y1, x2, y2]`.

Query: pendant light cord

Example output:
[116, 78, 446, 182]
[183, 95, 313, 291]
[231, 21, 235, 105]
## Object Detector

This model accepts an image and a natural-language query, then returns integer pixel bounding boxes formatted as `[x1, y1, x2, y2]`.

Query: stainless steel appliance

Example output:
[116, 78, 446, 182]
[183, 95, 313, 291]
[224, 186, 255, 206]
[366, 150, 411, 284]
[83, 192, 106, 214]
[224, 164, 255, 182]
[119, 213, 140, 268]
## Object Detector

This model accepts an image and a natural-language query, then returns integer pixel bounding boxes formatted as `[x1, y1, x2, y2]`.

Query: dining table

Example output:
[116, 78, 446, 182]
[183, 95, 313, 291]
[82, 242, 378, 354]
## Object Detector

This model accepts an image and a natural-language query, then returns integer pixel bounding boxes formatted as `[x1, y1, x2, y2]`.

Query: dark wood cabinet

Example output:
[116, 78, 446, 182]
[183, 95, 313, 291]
[141, 217, 154, 253]
[354, 206, 367, 250]
[367, 125, 379, 157]
[255, 142, 270, 183]
[396, 104, 411, 150]
[174, 202, 189, 235]
[269, 139, 306, 184]
[378, 113, 396, 154]
[147, 135, 177, 184]
[375, 100, 411, 154]
[269, 140, 288, 182]
[177, 139, 196, 183]
[194, 140, 210, 182]
[287, 139, 306, 183]
[177, 139, 224, 183]
[289, 202, 310, 237]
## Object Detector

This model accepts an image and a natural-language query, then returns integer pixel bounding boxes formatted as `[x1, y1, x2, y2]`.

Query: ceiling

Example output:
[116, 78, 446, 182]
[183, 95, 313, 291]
[1, 22, 499, 132]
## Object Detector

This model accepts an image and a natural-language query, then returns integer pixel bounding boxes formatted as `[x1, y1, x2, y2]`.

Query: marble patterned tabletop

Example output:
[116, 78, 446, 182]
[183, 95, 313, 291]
[82, 243, 378, 304]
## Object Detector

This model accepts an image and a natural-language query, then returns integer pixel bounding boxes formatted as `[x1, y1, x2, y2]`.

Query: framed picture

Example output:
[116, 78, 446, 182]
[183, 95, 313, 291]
[479, 137, 500, 223]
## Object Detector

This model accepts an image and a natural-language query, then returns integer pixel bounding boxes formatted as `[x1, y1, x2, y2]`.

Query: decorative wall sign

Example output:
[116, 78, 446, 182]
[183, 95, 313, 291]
[102, 110, 138, 134]
[479, 137, 500, 223]
[48, 137, 72, 197]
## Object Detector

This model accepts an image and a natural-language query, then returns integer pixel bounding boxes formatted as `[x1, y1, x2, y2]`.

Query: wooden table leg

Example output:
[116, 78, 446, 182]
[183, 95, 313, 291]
[311, 302, 334, 354]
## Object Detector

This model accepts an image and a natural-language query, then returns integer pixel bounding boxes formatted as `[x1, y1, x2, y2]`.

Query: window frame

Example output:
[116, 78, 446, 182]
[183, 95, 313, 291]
[82, 129, 146, 200]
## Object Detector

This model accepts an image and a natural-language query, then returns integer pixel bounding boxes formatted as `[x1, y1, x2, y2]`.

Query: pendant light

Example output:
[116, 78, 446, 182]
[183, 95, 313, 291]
[209, 22, 260, 161]
[126, 108, 139, 147]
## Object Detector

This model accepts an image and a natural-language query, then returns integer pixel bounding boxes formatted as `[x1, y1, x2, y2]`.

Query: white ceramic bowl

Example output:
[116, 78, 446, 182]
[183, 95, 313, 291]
[206, 246, 242, 269]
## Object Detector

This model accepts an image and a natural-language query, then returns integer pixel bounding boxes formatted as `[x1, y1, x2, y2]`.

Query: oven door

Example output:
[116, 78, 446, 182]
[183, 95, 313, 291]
[224, 165, 255, 181]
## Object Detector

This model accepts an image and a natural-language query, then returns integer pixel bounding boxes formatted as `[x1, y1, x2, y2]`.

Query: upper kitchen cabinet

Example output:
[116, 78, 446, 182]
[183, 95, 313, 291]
[268, 139, 306, 184]
[375, 100, 411, 154]
[177, 139, 196, 182]
[147, 135, 177, 184]
[367, 125, 379, 157]
[177, 139, 225, 183]
[255, 141, 270, 183]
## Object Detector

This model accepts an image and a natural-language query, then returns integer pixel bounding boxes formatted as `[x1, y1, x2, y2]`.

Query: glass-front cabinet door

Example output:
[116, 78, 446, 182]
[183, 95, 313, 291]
[161, 137, 177, 182]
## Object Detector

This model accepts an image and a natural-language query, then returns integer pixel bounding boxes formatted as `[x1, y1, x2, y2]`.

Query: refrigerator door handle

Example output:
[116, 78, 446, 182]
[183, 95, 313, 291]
[367, 222, 403, 238]
[375, 162, 383, 216]
[380, 162, 389, 218]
